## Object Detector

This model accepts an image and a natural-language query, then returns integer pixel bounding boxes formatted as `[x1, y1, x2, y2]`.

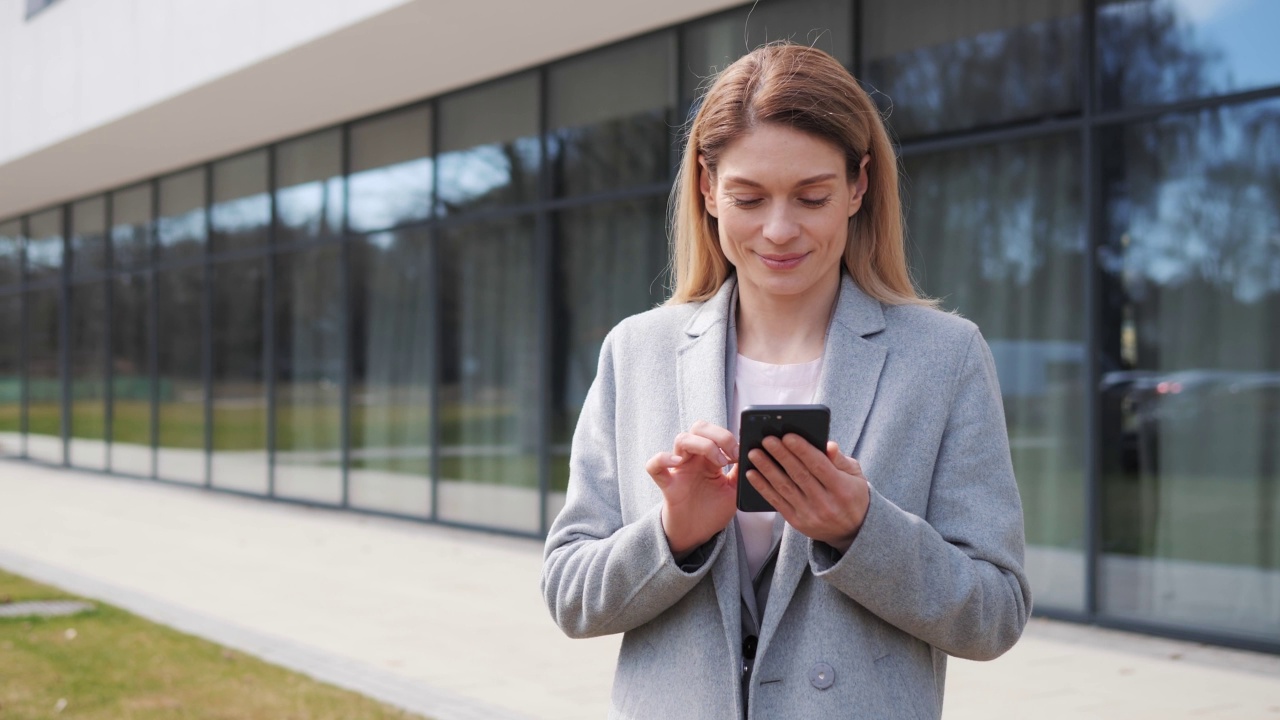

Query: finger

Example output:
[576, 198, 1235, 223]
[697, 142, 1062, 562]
[689, 420, 739, 464]
[673, 433, 730, 468]
[748, 446, 805, 506]
[762, 436, 818, 500]
[778, 434, 843, 494]
[745, 468, 795, 517]
[645, 452, 685, 481]
[825, 441, 863, 474]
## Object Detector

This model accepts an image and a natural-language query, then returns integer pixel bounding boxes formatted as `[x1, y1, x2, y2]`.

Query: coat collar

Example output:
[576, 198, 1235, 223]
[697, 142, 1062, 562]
[678, 271, 890, 658]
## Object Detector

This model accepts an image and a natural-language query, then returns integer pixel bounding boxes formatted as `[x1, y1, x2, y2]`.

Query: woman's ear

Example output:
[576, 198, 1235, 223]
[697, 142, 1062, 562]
[848, 153, 871, 217]
[698, 155, 719, 218]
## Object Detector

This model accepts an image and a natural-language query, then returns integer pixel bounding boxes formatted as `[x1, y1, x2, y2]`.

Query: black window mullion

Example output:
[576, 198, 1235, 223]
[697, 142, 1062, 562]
[1082, 0, 1102, 622]
[266, 145, 278, 498]
[428, 101, 442, 523]
[148, 181, 159, 478]
[536, 66, 552, 537]
[18, 217, 27, 458]
[59, 204, 70, 466]
[104, 195, 114, 472]
[203, 162, 215, 488]
[340, 122, 352, 509]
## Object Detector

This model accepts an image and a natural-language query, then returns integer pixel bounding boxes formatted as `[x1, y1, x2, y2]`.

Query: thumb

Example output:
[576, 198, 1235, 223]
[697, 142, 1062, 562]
[827, 442, 862, 475]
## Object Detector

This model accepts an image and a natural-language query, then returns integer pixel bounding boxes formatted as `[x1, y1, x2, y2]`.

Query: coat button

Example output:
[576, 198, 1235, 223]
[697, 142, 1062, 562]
[809, 662, 835, 690]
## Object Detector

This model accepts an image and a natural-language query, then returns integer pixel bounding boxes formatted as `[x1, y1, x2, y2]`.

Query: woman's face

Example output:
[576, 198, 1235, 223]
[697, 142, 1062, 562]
[700, 123, 868, 303]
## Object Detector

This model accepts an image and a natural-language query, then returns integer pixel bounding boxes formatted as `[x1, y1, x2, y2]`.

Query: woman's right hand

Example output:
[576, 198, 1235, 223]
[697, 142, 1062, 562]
[645, 421, 739, 560]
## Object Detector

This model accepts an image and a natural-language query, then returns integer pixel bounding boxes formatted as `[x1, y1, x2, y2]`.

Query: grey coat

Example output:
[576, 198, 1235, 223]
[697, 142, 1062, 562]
[541, 273, 1031, 719]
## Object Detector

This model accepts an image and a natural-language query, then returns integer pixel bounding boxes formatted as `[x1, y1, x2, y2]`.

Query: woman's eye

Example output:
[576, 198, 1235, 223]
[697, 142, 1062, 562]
[730, 197, 763, 209]
[800, 196, 833, 208]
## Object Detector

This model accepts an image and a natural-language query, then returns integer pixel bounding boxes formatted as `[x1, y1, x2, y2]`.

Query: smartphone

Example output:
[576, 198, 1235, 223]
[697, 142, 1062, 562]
[737, 404, 831, 513]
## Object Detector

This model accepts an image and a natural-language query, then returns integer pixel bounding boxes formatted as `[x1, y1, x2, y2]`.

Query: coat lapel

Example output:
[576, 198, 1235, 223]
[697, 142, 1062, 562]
[676, 277, 743, 682]
[757, 274, 889, 649]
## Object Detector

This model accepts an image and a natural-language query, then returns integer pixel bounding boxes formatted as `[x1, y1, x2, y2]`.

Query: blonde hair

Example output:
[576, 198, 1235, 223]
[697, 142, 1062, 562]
[667, 43, 932, 307]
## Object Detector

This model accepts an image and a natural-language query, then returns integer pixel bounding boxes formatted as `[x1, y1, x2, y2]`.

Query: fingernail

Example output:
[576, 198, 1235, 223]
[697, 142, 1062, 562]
[671, 455, 683, 463]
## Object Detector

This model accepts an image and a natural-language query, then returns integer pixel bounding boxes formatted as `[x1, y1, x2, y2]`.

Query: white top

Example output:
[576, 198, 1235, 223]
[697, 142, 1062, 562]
[731, 353, 823, 578]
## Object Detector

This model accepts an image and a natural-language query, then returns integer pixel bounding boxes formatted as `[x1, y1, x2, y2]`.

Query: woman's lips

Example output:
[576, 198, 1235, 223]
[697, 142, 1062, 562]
[756, 252, 808, 270]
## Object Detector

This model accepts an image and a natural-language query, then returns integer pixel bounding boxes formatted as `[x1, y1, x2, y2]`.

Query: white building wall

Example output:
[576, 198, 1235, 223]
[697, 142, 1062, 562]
[0, 0, 741, 219]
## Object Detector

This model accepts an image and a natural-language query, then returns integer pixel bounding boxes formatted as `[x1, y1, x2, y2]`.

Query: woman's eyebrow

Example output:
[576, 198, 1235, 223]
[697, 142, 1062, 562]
[722, 173, 838, 188]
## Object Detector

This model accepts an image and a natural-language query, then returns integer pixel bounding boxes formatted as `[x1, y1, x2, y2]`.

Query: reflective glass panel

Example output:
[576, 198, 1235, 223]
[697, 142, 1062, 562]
[26, 287, 61, 464]
[110, 185, 152, 270]
[548, 198, 668, 527]
[548, 33, 674, 197]
[274, 245, 344, 505]
[863, 0, 1082, 139]
[437, 73, 540, 216]
[70, 197, 108, 279]
[904, 133, 1087, 610]
[682, 0, 853, 101]
[211, 258, 267, 494]
[350, 228, 433, 517]
[438, 216, 539, 531]
[0, 295, 20, 456]
[0, 220, 20, 288]
[25, 210, 63, 286]
[110, 273, 152, 476]
[211, 151, 270, 254]
[158, 169, 207, 263]
[1099, 0, 1280, 110]
[157, 266, 205, 485]
[350, 107, 432, 233]
[69, 282, 107, 470]
[275, 130, 344, 244]
[1099, 98, 1280, 642]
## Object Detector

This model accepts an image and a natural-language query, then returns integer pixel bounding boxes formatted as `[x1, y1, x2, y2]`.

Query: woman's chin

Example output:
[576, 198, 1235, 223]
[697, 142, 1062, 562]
[743, 272, 824, 300]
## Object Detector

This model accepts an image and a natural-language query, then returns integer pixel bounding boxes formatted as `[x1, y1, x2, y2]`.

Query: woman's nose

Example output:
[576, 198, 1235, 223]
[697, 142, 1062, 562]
[761, 205, 801, 244]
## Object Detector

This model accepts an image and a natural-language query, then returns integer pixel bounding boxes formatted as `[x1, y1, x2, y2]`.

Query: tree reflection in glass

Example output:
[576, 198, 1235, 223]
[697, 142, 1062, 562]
[157, 170, 206, 262]
[211, 151, 270, 254]
[349, 228, 433, 517]
[1099, 98, 1280, 641]
[276, 130, 344, 244]
[1098, 0, 1280, 110]
[904, 132, 1086, 610]
[681, 0, 853, 102]
[349, 107, 432, 233]
[547, 198, 668, 528]
[548, 34, 674, 197]
[437, 74, 540, 216]
[0, 220, 20, 288]
[864, 0, 1082, 139]
[437, 216, 539, 532]
[110, 185, 152, 271]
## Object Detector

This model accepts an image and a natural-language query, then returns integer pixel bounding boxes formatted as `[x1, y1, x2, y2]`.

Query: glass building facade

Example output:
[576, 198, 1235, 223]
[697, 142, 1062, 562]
[1, 0, 1277, 652]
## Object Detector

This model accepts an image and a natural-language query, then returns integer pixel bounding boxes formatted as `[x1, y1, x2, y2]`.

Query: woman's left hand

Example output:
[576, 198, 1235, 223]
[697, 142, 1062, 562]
[745, 437, 870, 553]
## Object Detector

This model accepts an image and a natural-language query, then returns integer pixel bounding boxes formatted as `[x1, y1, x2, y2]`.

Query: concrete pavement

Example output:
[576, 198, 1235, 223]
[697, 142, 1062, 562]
[0, 460, 1277, 719]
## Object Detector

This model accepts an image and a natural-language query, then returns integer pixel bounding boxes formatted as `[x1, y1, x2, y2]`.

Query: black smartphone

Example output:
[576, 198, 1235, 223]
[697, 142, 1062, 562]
[737, 404, 831, 512]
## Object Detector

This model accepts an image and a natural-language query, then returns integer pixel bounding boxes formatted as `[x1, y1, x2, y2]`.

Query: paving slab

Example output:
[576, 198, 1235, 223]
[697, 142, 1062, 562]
[0, 460, 1277, 719]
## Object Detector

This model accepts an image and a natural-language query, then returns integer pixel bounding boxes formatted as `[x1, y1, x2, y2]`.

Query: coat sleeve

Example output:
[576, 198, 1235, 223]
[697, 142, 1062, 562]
[541, 328, 727, 639]
[808, 327, 1032, 661]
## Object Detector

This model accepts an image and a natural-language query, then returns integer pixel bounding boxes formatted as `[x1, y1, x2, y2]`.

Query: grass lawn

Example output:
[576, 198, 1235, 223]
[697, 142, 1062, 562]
[0, 569, 427, 720]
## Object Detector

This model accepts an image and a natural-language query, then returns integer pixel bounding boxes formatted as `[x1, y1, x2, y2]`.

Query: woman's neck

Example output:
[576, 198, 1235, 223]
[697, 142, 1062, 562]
[735, 271, 840, 365]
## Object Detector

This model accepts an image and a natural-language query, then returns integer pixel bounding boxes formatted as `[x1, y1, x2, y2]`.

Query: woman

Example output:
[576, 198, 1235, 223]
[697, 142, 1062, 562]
[542, 43, 1030, 719]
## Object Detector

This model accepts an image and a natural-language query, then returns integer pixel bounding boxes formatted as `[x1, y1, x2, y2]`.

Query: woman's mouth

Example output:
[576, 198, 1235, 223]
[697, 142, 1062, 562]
[756, 252, 808, 270]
